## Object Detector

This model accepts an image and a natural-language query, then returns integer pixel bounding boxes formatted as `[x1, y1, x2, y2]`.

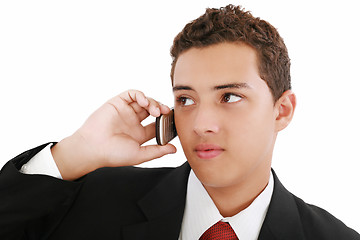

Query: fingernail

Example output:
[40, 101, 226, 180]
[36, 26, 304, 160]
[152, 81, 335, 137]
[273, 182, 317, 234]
[151, 106, 160, 116]
[142, 97, 149, 106]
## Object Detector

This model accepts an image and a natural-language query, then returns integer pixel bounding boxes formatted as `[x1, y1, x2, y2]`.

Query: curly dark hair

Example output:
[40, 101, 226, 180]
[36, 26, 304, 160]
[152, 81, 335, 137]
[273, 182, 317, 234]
[170, 4, 291, 102]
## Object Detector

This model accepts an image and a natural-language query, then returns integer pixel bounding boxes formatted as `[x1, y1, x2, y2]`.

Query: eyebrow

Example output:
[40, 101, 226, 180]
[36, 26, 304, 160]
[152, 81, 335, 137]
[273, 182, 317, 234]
[213, 82, 252, 90]
[172, 85, 194, 92]
[172, 82, 252, 92]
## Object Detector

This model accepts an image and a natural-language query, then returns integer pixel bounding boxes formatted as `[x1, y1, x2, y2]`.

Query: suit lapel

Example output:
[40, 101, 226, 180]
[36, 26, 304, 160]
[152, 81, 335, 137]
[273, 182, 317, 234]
[121, 166, 307, 240]
[258, 169, 306, 240]
[122, 162, 191, 240]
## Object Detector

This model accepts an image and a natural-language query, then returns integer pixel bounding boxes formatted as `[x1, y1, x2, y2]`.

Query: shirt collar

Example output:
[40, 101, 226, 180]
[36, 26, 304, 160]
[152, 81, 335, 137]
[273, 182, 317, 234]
[179, 170, 274, 240]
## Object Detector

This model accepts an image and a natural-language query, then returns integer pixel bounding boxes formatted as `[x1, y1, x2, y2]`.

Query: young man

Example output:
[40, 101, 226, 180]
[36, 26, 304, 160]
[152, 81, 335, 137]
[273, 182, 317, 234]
[0, 4, 358, 240]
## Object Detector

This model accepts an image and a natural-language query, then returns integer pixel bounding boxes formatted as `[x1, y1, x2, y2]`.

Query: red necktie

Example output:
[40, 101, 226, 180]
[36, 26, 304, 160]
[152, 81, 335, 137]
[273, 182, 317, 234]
[199, 221, 238, 240]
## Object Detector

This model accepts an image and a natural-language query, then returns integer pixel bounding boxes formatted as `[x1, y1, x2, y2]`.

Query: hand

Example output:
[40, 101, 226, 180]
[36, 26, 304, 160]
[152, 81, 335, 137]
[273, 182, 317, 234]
[51, 90, 177, 180]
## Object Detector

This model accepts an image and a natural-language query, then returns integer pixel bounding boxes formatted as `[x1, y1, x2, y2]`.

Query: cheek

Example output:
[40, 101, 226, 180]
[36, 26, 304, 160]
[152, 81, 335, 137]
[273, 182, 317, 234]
[227, 107, 275, 143]
[174, 113, 196, 161]
[174, 112, 192, 141]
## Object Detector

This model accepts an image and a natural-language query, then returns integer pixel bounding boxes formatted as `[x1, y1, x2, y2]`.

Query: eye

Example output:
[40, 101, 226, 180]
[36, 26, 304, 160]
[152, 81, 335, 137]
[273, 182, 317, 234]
[221, 93, 242, 103]
[176, 96, 195, 106]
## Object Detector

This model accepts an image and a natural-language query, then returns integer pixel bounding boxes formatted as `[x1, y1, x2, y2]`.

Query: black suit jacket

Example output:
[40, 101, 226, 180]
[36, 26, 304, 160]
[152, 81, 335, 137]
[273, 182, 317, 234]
[0, 143, 359, 239]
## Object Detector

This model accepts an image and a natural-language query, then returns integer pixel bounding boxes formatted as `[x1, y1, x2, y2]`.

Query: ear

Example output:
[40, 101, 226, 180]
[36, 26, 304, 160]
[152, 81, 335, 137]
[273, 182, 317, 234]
[275, 90, 296, 132]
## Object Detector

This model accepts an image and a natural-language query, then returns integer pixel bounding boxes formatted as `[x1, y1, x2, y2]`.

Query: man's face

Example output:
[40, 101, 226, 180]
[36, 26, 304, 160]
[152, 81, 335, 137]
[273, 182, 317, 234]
[173, 42, 279, 190]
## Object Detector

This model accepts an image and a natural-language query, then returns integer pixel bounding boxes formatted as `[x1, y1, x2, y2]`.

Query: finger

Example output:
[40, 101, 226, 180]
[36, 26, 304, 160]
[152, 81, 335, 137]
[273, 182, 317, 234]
[128, 101, 163, 123]
[109, 90, 170, 124]
[146, 97, 161, 117]
[129, 101, 146, 113]
[135, 144, 177, 165]
[140, 122, 156, 144]
[159, 103, 171, 115]
[129, 102, 150, 122]
[118, 91, 162, 118]
[106, 98, 139, 124]
[119, 90, 149, 107]
[132, 100, 171, 122]
[107, 92, 148, 123]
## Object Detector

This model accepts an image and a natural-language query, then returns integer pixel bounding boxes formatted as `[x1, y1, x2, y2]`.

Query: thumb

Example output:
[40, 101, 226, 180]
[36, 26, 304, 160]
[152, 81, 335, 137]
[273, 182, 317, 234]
[135, 144, 177, 164]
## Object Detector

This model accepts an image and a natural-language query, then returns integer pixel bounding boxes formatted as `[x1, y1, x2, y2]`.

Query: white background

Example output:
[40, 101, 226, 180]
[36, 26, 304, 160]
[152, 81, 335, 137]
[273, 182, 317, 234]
[1, 0, 359, 233]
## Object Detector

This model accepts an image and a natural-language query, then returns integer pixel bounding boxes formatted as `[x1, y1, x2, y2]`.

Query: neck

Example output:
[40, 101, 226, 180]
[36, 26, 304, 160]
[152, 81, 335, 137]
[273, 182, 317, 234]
[204, 166, 271, 217]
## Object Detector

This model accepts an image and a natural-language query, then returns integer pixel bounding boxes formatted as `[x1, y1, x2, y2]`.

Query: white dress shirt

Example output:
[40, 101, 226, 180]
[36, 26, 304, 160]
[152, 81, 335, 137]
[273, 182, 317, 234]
[179, 170, 274, 240]
[20, 143, 62, 178]
[21, 144, 274, 239]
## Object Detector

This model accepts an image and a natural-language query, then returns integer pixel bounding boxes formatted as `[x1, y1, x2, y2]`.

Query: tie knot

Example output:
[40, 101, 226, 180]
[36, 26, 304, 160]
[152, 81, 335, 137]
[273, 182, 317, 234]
[199, 221, 238, 240]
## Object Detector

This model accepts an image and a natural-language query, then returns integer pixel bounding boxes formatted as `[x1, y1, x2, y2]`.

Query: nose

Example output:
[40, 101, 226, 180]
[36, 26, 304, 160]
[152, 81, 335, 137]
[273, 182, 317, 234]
[193, 105, 220, 137]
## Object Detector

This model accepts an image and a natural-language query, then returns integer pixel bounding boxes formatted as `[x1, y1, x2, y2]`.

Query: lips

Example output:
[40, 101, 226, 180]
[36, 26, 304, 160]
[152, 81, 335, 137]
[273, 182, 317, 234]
[194, 144, 224, 159]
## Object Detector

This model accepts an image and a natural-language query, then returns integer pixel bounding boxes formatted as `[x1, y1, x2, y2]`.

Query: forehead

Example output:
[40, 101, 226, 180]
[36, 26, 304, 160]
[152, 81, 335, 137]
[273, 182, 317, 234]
[173, 42, 263, 89]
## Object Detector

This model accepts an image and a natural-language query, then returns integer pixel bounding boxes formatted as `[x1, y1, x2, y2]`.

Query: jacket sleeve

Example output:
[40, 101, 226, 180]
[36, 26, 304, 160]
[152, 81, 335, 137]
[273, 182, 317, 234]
[0, 143, 83, 240]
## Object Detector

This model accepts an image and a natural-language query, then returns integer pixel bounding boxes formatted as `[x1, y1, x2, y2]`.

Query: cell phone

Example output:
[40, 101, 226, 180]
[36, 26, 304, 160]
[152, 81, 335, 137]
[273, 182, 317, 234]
[155, 109, 177, 145]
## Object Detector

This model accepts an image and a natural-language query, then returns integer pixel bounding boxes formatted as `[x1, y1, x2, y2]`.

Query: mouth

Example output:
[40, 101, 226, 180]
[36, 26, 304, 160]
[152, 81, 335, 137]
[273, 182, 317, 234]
[194, 144, 224, 159]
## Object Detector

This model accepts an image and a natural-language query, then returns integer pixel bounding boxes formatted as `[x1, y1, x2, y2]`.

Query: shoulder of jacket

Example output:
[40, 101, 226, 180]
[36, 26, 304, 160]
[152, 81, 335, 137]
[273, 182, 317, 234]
[292, 195, 360, 239]
[80, 165, 179, 191]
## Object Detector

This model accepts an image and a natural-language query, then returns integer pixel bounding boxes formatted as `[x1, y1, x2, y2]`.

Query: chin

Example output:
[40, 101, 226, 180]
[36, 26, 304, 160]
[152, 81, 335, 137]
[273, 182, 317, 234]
[191, 164, 237, 187]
